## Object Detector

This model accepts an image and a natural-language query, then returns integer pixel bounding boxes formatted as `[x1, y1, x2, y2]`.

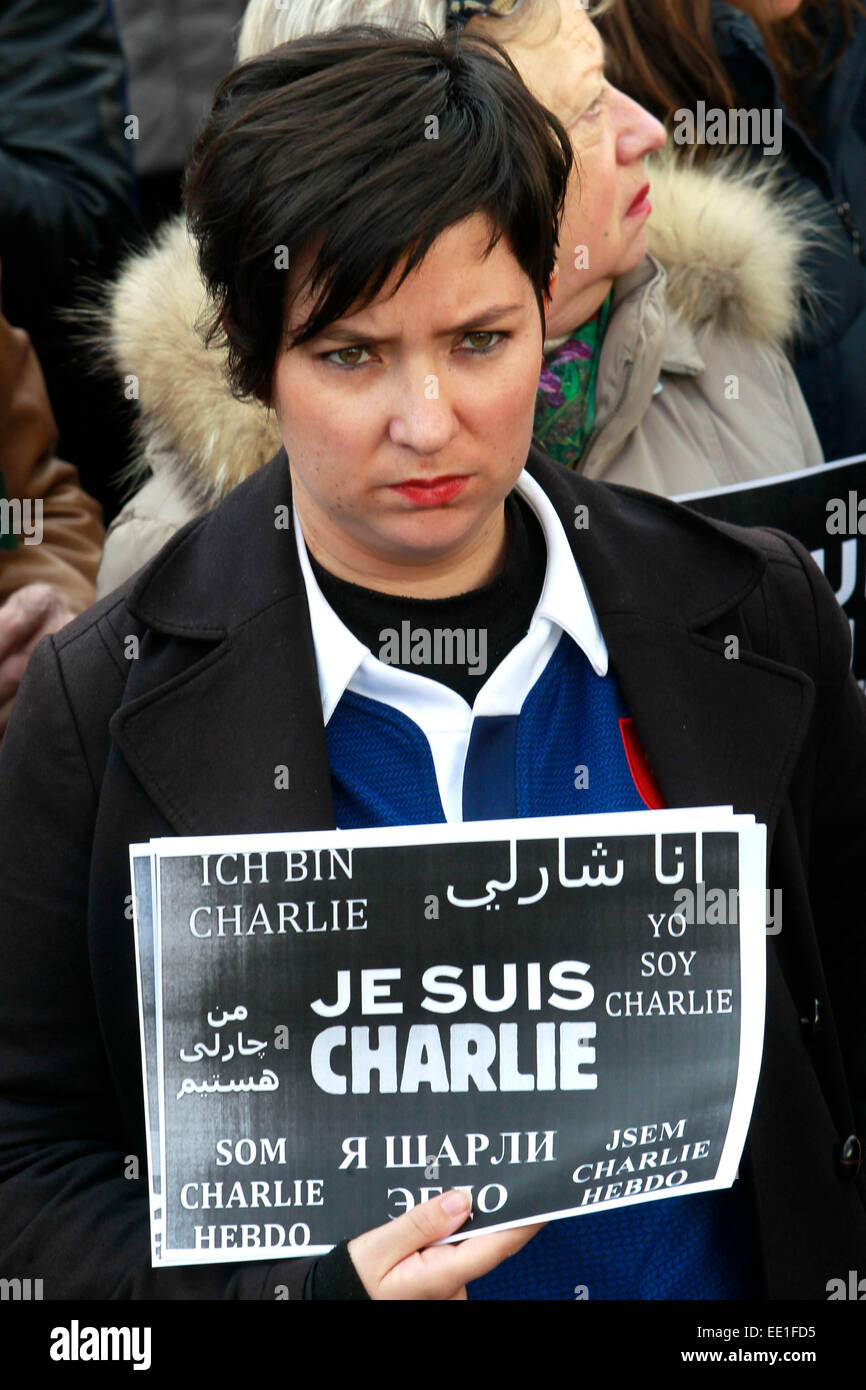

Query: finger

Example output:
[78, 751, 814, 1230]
[0, 598, 74, 702]
[447, 1219, 545, 1281]
[0, 613, 29, 667]
[385, 1220, 545, 1299]
[42, 606, 75, 637]
[0, 586, 58, 661]
[347, 1189, 473, 1292]
[0, 608, 57, 701]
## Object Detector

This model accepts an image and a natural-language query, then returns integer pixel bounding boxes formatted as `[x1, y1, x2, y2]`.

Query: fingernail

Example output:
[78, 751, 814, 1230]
[441, 1189, 471, 1217]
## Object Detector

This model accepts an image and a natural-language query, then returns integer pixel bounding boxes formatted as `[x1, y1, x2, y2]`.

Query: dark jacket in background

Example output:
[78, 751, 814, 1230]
[0, 0, 141, 519]
[0, 447, 863, 1299]
[710, 0, 866, 461]
[111, 0, 248, 179]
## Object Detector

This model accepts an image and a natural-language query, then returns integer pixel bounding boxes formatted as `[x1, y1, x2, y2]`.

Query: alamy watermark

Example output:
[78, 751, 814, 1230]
[378, 622, 487, 678]
[826, 1270, 866, 1299]
[0, 497, 42, 546]
[673, 102, 782, 157]
[49, 1321, 151, 1370]
[0, 1276, 42, 1300]
[826, 491, 866, 534]
[650, 883, 782, 935]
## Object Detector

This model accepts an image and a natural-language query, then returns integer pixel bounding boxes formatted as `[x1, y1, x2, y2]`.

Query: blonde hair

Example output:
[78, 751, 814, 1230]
[237, 0, 445, 60]
[235, 0, 612, 62]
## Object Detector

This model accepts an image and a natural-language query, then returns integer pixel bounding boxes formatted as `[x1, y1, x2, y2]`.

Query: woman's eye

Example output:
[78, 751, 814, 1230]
[321, 332, 506, 367]
[324, 345, 372, 367]
[581, 90, 605, 121]
[461, 330, 505, 353]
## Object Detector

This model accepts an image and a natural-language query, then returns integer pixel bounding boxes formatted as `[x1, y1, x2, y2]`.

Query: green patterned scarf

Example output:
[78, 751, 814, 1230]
[533, 292, 612, 468]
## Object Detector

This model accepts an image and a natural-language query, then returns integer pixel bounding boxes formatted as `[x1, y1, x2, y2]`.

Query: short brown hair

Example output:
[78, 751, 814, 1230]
[185, 24, 574, 401]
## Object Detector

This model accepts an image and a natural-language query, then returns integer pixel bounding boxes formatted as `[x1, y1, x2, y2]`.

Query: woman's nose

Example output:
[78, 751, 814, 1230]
[615, 89, 667, 164]
[387, 371, 459, 453]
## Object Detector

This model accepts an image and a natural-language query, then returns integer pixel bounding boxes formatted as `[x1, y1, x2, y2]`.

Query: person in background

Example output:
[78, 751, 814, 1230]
[0, 0, 141, 521]
[111, 0, 249, 231]
[596, 0, 866, 461]
[93, 0, 823, 596]
[0, 279, 105, 740]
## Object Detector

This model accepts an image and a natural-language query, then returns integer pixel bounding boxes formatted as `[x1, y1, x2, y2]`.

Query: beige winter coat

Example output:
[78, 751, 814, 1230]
[95, 155, 822, 598]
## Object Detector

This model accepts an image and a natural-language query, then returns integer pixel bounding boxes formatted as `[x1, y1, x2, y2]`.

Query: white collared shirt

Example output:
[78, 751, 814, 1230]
[293, 469, 608, 822]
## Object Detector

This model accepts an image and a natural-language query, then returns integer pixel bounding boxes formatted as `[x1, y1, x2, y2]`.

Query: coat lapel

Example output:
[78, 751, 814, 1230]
[600, 611, 812, 838]
[112, 444, 816, 846]
[112, 453, 336, 835]
[528, 449, 816, 841]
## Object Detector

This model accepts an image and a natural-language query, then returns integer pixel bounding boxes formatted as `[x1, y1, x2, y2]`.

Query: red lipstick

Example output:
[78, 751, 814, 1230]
[389, 476, 469, 507]
[626, 183, 652, 218]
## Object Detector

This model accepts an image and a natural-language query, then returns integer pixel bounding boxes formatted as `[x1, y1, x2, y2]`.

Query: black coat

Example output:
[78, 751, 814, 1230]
[0, 0, 141, 519]
[0, 446, 864, 1300]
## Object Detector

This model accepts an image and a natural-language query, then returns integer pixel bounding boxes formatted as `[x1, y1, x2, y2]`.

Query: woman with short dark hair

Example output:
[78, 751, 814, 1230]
[1, 22, 865, 1304]
[184, 25, 569, 403]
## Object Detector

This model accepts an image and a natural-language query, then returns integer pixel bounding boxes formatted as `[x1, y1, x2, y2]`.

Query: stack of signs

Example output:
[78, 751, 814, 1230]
[676, 454, 866, 689]
[130, 807, 767, 1267]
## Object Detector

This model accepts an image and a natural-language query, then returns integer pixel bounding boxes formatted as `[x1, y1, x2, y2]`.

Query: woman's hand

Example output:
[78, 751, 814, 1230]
[0, 583, 75, 738]
[347, 1189, 543, 1300]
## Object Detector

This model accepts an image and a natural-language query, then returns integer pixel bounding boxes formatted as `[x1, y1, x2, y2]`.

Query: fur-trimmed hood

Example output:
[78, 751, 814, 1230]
[644, 148, 819, 344]
[104, 149, 817, 504]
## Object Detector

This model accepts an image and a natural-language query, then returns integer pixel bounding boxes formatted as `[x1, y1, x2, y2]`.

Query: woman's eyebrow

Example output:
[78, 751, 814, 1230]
[562, 63, 606, 125]
[564, 33, 608, 121]
[317, 303, 526, 345]
[577, 22, 607, 65]
[578, 62, 606, 93]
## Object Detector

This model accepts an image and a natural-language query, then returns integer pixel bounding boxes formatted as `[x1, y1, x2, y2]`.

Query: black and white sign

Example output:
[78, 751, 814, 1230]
[676, 455, 866, 687]
[131, 808, 766, 1266]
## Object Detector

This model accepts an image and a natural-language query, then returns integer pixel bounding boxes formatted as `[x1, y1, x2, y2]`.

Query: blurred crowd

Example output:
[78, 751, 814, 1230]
[1, 0, 864, 735]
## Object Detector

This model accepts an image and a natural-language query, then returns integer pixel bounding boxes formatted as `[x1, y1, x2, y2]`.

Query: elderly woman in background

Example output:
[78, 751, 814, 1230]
[596, 0, 866, 462]
[94, 0, 823, 596]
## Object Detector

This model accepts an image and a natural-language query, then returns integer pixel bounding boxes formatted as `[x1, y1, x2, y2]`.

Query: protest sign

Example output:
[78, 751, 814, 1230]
[131, 808, 766, 1266]
[130, 850, 163, 1264]
[676, 455, 866, 687]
